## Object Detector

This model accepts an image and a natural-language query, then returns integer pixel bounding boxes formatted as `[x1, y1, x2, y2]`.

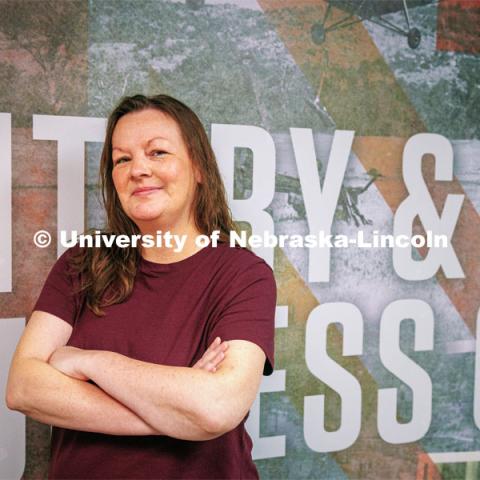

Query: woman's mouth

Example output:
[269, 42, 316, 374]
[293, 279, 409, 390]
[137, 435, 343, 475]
[132, 187, 163, 196]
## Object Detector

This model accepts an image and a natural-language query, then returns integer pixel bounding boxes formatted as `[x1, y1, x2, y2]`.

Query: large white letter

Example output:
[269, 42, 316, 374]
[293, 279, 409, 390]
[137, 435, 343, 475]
[211, 124, 275, 268]
[473, 307, 480, 429]
[246, 306, 288, 459]
[378, 299, 434, 444]
[0, 318, 26, 478]
[393, 134, 464, 280]
[290, 129, 354, 282]
[304, 302, 363, 452]
[33, 115, 106, 257]
[0, 113, 12, 292]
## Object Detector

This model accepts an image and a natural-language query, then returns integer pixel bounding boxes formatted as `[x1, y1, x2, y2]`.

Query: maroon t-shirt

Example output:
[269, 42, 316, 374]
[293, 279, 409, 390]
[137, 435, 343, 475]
[33, 241, 276, 479]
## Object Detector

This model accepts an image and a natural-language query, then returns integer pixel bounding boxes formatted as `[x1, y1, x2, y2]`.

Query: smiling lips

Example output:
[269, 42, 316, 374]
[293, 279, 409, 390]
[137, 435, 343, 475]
[132, 186, 163, 196]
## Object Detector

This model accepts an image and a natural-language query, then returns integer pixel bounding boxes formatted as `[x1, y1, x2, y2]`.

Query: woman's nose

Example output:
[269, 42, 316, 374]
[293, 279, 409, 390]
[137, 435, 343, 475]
[129, 155, 152, 178]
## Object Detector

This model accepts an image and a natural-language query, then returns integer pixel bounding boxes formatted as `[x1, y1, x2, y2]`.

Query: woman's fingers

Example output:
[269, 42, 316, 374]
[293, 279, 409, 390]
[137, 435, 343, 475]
[198, 337, 221, 365]
[207, 336, 221, 353]
[201, 348, 227, 373]
[193, 338, 229, 371]
[197, 340, 228, 368]
[193, 338, 219, 369]
[209, 347, 229, 372]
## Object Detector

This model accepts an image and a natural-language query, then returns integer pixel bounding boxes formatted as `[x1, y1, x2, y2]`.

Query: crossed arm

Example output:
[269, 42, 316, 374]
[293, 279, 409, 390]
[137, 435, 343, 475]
[6, 311, 266, 440]
[47, 339, 264, 440]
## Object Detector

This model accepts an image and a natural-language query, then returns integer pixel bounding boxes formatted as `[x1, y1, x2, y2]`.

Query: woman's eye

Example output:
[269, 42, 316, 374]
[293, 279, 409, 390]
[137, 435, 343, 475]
[114, 157, 129, 165]
[151, 150, 166, 158]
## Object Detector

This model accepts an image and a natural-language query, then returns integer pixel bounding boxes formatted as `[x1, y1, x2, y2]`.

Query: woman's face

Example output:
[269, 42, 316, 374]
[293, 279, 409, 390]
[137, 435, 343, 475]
[111, 108, 202, 233]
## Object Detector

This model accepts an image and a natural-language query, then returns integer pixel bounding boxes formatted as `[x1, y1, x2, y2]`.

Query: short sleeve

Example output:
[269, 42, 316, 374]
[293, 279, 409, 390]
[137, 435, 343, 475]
[207, 259, 277, 376]
[32, 247, 81, 327]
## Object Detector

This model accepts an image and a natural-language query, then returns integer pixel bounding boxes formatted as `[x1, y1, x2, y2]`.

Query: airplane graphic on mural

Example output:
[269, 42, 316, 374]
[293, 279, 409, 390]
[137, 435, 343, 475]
[311, 0, 435, 49]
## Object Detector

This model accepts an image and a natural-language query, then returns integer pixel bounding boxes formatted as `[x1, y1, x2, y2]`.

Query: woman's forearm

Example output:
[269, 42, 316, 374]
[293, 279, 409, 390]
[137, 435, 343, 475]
[6, 357, 159, 436]
[81, 350, 227, 441]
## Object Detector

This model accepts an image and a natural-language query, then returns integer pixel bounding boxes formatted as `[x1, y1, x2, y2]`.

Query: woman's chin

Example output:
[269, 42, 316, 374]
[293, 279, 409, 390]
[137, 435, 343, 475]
[128, 210, 167, 225]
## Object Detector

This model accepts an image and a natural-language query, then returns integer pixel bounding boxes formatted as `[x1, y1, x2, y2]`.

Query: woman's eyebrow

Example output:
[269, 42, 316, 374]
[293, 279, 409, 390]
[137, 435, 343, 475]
[112, 137, 169, 152]
[146, 136, 170, 145]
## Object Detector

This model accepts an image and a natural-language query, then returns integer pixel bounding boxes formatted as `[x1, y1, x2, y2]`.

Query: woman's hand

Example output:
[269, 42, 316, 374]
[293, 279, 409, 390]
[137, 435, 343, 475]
[48, 346, 89, 381]
[193, 337, 228, 373]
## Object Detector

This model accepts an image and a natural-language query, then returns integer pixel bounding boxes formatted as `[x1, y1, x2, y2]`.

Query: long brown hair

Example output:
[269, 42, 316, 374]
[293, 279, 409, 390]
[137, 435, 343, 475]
[70, 94, 238, 316]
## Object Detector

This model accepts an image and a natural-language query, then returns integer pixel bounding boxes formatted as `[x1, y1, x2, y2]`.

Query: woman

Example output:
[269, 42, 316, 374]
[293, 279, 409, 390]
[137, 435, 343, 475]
[6, 94, 276, 479]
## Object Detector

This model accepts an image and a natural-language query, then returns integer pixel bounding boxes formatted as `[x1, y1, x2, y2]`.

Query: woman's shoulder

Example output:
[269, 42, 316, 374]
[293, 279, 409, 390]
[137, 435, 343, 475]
[208, 242, 276, 303]
[47, 244, 81, 271]
[52, 243, 94, 282]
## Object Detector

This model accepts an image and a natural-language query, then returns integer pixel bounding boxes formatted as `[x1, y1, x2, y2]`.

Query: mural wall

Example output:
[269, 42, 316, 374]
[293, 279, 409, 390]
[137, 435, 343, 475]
[0, 0, 479, 478]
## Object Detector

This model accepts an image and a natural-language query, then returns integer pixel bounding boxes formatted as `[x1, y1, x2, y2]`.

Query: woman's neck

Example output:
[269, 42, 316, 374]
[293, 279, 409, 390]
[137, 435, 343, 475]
[139, 223, 205, 264]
